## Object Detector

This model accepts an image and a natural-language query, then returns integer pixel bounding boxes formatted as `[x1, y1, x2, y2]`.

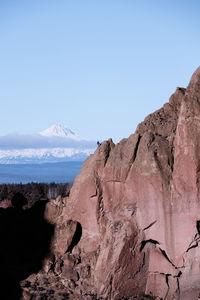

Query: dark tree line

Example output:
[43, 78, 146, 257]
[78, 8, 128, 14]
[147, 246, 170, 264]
[0, 182, 72, 208]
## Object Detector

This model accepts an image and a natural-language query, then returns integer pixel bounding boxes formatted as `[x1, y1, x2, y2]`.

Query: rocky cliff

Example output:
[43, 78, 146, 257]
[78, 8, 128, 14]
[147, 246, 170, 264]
[21, 67, 200, 300]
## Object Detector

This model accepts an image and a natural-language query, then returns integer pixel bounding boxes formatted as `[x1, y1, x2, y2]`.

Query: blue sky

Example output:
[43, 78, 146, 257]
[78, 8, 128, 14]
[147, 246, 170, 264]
[0, 0, 200, 143]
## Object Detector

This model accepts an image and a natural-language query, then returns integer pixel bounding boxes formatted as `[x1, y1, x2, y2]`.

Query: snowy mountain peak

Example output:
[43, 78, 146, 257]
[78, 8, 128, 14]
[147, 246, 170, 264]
[40, 124, 83, 140]
[0, 125, 96, 164]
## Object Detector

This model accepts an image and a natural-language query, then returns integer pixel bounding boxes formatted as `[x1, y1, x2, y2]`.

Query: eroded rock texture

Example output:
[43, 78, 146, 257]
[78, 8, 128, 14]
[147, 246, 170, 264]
[21, 67, 200, 299]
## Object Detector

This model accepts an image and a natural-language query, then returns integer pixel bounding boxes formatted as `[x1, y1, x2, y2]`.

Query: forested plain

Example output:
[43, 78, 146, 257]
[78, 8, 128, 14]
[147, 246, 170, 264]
[0, 182, 72, 208]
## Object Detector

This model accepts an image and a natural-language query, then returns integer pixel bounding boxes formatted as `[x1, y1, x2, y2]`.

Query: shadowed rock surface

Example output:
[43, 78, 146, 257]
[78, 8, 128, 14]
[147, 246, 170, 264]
[3, 67, 200, 299]
[0, 193, 54, 300]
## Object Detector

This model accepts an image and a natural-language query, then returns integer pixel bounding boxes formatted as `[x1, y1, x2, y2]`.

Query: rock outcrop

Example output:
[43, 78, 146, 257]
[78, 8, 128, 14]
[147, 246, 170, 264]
[21, 67, 200, 300]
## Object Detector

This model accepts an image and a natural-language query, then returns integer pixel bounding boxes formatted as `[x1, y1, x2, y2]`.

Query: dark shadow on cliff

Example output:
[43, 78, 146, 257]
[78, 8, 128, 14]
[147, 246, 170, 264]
[0, 192, 54, 300]
[66, 222, 82, 253]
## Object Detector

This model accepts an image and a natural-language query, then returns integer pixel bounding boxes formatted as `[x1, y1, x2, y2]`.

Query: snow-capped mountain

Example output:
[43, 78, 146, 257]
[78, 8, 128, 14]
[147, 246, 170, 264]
[40, 124, 84, 141]
[0, 125, 96, 164]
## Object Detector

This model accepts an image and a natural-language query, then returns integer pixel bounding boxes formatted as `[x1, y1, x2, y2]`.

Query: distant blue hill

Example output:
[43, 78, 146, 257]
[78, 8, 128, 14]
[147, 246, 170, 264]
[0, 161, 83, 184]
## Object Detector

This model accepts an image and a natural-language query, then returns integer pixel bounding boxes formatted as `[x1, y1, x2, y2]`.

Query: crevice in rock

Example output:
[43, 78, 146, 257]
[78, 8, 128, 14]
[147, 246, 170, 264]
[105, 180, 121, 183]
[98, 195, 104, 218]
[186, 224, 200, 252]
[132, 134, 141, 163]
[176, 277, 180, 298]
[142, 293, 158, 299]
[140, 239, 160, 252]
[170, 146, 175, 173]
[176, 271, 182, 278]
[164, 274, 170, 300]
[159, 248, 177, 268]
[186, 240, 199, 252]
[90, 189, 98, 198]
[104, 141, 112, 167]
[66, 222, 82, 253]
[143, 220, 157, 231]
[107, 275, 113, 299]
[124, 134, 142, 181]
[94, 172, 105, 221]
[149, 270, 182, 279]
[143, 252, 146, 268]
[196, 220, 200, 234]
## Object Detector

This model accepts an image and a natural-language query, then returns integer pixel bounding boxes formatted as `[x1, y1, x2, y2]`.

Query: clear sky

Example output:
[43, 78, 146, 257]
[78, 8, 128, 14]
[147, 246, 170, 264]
[0, 0, 200, 143]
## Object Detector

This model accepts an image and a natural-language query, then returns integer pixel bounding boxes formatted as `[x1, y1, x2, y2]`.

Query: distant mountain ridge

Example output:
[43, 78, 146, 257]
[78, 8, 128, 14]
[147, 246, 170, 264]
[0, 125, 96, 164]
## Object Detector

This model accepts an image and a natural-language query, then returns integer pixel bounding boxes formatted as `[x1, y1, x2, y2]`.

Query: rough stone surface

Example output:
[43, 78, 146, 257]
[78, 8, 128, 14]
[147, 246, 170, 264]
[20, 66, 200, 299]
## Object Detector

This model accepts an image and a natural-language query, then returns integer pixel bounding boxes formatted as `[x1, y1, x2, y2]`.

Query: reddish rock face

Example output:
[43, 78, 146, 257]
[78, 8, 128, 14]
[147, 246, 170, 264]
[22, 66, 200, 299]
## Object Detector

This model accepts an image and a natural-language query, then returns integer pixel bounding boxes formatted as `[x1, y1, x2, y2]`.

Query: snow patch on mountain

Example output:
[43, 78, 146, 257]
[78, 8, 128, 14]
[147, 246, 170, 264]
[40, 124, 84, 141]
